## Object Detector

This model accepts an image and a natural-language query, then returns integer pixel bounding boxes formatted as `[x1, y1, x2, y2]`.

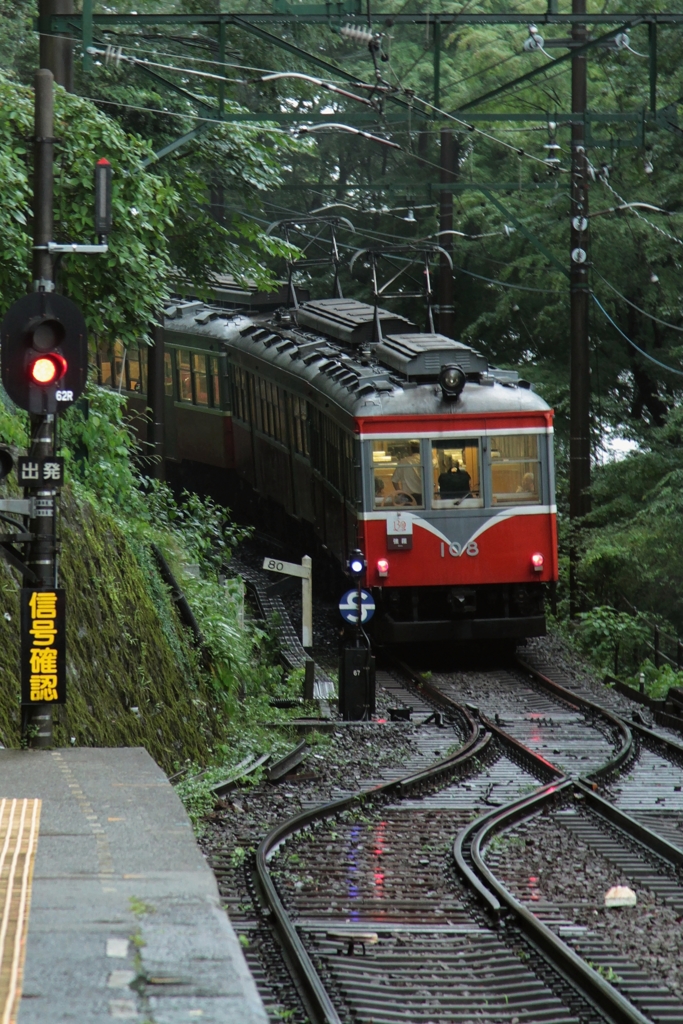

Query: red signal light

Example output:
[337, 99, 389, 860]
[30, 354, 67, 386]
[377, 558, 389, 577]
[531, 552, 544, 572]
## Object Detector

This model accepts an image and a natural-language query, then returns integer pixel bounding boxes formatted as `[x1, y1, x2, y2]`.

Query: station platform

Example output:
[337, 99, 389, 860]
[0, 747, 268, 1024]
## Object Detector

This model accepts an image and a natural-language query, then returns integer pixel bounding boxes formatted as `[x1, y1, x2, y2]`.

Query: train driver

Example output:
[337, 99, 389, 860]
[438, 458, 471, 498]
[392, 444, 423, 506]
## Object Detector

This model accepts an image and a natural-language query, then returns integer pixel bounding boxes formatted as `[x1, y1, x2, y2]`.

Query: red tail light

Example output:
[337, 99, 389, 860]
[377, 558, 389, 578]
[531, 552, 544, 572]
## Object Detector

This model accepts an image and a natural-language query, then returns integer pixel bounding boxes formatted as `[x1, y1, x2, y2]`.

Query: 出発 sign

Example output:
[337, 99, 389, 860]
[21, 589, 65, 705]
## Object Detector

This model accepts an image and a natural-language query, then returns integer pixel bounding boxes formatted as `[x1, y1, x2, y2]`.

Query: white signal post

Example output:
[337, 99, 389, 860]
[262, 555, 313, 648]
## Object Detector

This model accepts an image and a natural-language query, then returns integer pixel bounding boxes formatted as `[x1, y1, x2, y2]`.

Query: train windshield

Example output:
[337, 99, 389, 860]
[372, 440, 424, 509]
[490, 435, 541, 505]
[432, 439, 482, 508]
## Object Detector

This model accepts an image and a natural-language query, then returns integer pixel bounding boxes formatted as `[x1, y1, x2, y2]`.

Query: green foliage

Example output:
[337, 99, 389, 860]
[578, 407, 683, 634]
[573, 606, 652, 676]
[141, 481, 250, 574]
[60, 382, 143, 509]
[623, 659, 683, 701]
[0, 73, 174, 343]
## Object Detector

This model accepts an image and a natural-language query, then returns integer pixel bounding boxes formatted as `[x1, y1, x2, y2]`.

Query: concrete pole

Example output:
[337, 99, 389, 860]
[39, 0, 74, 92]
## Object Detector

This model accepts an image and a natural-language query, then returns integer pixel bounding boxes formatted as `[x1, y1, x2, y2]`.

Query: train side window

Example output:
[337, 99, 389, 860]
[178, 350, 192, 402]
[292, 397, 308, 456]
[372, 439, 424, 509]
[138, 344, 147, 395]
[210, 356, 220, 408]
[490, 435, 541, 505]
[113, 339, 125, 389]
[98, 342, 112, 387]
[164, 352, 174, 396]
[192, 353, 209, 406]
[127, 345, 141, 392]
[431, 439, 482, 508]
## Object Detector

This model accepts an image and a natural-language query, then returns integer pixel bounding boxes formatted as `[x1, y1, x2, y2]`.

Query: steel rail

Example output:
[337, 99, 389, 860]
[517, 657, 683, 871]
[457, 782, 653, 1024]
[398, 658, 672, 1023]
[575, 780, 683, 869]
[253, 698, 488, 1024]
[516, 656, 635, 783]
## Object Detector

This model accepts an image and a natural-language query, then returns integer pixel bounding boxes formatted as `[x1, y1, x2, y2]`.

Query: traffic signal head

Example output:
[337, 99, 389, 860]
[347, 549, 366, 578]
[0, 293, 87, 414]
[94, 158, 113, 240]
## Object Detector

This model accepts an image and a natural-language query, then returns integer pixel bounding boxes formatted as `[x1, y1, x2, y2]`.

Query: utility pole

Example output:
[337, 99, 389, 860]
[38, 0, 74, 91]
[438, 129, 457, 338]
[25, 69, 58, 747]
[569, 0, 591, 617]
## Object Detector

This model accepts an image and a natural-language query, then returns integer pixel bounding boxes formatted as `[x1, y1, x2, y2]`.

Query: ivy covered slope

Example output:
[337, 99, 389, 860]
[0, 386, 289, 772]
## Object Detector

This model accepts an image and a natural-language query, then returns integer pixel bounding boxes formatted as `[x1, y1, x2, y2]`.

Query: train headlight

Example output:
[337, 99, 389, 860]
[347, 549, 366, 578]
[438, 363, 466, 400]
[531, 552, 544, 572]
[377, 558, 389, 578]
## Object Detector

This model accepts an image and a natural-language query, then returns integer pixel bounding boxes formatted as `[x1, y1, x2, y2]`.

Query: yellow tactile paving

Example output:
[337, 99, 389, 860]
[0, 800, 41, 1024]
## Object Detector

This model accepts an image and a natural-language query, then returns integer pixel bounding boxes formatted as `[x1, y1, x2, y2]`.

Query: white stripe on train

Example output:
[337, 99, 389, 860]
[360, 506, 556, 554]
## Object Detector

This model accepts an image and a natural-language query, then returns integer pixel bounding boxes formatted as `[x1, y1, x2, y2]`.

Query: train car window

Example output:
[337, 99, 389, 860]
[139, 345, 147, 395]
[192, 353, 209, 406]
[178, 350, 193, 402]
[372, 440, 424, 509]
[113, 340, 125, 389]
[127, 345, 141, 392]
[98, 342, 112, 387]
[210, 356, 220, 408]
[249, 374, 261, 432]
[342, 432, 355, 497]
[431, 439, 482, 508]
[292, 397, 308, 456]
[490, 435, 541, 505]
[324, 416, 341, 492]
[164, 352, 174, 397]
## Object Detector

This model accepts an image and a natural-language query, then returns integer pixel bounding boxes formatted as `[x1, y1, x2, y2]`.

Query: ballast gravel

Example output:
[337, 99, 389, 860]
[199, 721, 422, 872]
[486, 810, 683, 1001]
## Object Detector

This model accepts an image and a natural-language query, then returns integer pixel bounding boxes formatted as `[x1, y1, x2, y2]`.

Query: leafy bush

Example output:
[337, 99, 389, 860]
[623, 659, 683, 701]
[573, 606, 652, 675]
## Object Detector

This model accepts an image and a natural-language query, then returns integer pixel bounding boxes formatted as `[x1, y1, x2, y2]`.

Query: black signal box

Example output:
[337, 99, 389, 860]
[339, 646, 376, 721]
[1, 292, 88, 414]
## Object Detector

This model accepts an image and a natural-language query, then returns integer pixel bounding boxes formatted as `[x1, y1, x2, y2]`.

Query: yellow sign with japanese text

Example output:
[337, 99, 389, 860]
[21, 589, 65, 705]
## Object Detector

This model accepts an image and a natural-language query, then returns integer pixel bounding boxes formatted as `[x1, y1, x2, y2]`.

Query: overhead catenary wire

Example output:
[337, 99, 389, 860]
[598, 174, 683, 247]
[86, 36, 575, 177]
[592, 295, 683, 378]
[592, 269, 683, 333]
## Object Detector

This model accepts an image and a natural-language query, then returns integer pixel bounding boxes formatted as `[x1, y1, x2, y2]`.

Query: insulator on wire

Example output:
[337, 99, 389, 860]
[341, 23, 380, 47]
[523, 25, 545, 51]
[104, 45, 123, 67]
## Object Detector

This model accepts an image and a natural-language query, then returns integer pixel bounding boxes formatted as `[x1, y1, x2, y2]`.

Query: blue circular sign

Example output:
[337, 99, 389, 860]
[339, 589, 375, 625]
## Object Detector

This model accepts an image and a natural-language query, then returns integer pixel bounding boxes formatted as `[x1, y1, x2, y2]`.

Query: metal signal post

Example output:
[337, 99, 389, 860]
[0, 69, 101, 745]
[25, 69, 58, 746]
[569, 0, 591, 617]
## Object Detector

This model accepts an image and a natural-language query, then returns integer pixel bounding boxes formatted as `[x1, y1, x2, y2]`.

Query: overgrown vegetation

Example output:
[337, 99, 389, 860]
[0, 380, 306, 777]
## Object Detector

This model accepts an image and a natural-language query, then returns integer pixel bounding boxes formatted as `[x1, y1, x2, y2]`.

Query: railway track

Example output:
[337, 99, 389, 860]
[240, 658, 683, 1024]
